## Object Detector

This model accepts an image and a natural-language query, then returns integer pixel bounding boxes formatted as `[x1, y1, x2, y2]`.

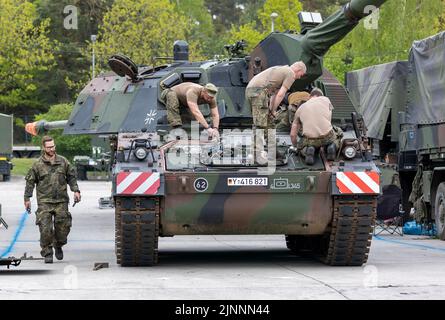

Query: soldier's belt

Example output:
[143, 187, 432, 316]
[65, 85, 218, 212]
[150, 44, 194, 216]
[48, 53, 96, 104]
[303, 129, 334, 140]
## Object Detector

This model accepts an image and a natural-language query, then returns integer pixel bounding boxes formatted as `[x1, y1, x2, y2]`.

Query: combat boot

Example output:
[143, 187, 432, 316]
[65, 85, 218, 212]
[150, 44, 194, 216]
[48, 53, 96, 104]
[44, 255, 53, 264]
[326, 143, 337, 161]
[55, 247, 63, 260]
[305, 146, 315, 165]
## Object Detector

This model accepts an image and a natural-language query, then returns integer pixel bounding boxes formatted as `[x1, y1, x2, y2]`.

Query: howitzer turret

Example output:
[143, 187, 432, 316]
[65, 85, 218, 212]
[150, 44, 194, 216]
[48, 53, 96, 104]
[25, 120, 68, 136]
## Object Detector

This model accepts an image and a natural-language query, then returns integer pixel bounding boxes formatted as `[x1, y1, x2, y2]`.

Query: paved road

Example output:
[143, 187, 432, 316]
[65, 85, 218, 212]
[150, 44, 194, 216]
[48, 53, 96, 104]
[1, 176, 445, 300]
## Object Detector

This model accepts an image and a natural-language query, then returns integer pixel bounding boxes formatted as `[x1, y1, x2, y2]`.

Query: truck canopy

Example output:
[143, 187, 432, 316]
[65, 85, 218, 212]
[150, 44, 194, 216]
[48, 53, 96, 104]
[407, 31, 445, 125]
[346, 61, 408, 142]
[0, 114, 13, 155]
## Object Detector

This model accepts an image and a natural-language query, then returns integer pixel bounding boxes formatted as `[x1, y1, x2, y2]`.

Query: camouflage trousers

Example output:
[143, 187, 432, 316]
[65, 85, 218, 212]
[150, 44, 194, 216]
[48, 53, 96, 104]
[298, 127, 343, 156]
[246, 87, 274, 128]
[246, 87, 276, 161]
[161, 89, 183, 127]
[275, 106, 297, 133]
[35, 202, 72, 257]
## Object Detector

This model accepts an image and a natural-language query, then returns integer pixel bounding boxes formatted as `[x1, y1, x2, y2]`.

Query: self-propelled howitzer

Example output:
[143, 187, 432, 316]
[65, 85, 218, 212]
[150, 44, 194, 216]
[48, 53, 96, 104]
[26, 0, 390, 267]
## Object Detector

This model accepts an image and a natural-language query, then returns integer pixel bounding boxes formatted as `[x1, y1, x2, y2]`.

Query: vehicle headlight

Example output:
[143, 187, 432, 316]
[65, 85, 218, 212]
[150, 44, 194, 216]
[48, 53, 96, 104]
[343, 146, 357, 159]
[134, 147, 147, 160]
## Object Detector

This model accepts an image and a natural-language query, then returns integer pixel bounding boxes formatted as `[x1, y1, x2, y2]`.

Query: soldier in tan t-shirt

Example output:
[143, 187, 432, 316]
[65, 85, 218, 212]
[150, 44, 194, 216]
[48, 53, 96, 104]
[290, 88, 343, 165]
[246, 61, 306, 163]
[161, 82, 220, 138]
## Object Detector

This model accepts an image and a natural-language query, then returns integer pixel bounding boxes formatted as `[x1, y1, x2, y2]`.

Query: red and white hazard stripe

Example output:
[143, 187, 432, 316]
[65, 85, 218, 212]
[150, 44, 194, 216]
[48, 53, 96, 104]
[336, 171, 380, 194]
[116, 172, 160, 195]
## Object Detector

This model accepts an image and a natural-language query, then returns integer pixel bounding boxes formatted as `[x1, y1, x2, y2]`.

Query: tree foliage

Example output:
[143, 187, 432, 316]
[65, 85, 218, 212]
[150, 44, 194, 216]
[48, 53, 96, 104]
[324, 0, 443, 82]
[174, 0, 219, 57]
[93, 0, 205, 70]
[229, 0, 303, 51]
[300, 0, 348, 17]
[34, 0, 113, 103]
[0, 0, 54, 114]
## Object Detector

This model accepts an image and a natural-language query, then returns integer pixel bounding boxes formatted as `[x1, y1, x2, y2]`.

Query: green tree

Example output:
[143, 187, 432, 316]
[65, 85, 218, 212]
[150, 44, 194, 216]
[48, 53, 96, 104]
[324, 0, 443, 82]
[204, 0, 243, 34]
[300, 0, 348, 17]
[32, 104, 91, 159]
[34, 0, 113, 103]
[0, 0, 54, 115]
[228, 0, 303, 52]
[434, 0, 445, 32]
[174, 0, 218, 57]
[93, 0, 205, 71]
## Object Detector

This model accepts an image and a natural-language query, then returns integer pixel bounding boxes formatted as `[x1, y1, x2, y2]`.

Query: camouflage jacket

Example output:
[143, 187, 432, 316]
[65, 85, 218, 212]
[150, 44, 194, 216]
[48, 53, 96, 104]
[24, 154, 80, 203]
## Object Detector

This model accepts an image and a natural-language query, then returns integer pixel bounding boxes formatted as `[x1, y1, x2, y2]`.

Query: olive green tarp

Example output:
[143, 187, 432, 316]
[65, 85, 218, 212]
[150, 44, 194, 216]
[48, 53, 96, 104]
[346, 31, 445, 137]
[346, 61, 408, 142]
[407, 31, 445, 125]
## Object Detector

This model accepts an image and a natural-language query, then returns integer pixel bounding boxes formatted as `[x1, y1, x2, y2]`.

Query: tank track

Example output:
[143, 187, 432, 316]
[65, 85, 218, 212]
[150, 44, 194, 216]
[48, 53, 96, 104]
[320, 195, 377, 266]
[285, 195, 376, 266]
[115, 196, 160, 266]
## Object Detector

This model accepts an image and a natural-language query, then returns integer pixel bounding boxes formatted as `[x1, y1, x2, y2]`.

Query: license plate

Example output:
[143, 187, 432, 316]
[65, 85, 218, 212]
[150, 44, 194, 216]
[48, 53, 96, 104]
[227, 177, 268, 186]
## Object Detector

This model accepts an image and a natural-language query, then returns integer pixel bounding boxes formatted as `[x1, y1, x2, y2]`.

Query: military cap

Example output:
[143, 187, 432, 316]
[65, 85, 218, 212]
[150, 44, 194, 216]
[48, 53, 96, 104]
[204, 83, 218, 97]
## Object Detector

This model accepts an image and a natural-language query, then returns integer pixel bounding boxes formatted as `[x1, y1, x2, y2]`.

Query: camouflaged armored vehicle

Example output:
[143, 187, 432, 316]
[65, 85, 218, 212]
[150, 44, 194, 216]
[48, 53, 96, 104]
[27, 0, 389, 266]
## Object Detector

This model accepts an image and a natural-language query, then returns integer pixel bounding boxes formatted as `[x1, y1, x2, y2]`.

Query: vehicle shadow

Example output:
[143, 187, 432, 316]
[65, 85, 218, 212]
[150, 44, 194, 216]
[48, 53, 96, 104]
[0, 270, 54, 275]
[158, 248, 322, 267]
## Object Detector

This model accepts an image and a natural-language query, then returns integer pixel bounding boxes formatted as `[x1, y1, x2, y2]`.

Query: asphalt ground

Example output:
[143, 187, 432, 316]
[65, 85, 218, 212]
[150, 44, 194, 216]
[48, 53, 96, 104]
[1, 176, 445, 300]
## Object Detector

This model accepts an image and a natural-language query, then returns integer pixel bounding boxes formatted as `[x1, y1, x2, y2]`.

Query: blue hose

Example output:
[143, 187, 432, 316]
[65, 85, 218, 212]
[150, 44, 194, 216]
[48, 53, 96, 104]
[0, 211, 29, 258]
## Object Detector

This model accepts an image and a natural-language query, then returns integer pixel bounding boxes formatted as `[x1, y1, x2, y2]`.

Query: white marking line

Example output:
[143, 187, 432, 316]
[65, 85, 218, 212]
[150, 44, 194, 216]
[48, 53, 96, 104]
[336, 172, 363, 193]
[355, 172, 380, 193]
[133, 173, 160, 194]
[116, 172, 141, 194]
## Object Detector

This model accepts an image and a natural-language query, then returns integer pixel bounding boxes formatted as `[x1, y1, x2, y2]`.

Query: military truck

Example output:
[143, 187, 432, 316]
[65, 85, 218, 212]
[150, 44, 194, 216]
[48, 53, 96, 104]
[26, 0, 389, 266]
[73, 136, 111, 180]
[346, 60, 407, 213]
[346, 31, 445, 239]
[0, 114, 13, 182]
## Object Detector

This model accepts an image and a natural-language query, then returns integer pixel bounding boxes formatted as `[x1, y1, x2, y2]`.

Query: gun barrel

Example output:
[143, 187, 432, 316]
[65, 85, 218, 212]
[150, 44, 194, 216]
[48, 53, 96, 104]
[302, 0, 388, 57]
[25, 120, 68, 136]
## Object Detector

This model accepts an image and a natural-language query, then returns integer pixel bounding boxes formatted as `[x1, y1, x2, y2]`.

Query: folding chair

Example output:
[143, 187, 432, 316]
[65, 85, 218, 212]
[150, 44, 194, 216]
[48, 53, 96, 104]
[374, 184, 404, 236]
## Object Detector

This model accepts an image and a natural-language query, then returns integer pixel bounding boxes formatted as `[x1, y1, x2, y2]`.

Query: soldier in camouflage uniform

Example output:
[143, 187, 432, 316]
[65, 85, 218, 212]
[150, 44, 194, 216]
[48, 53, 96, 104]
[24, 136, 81, 263]
[290, 88, 343, 165]
[160, 82, 220, 138]
[275, 91, 311, 132]
[246, 62, 306, 163]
